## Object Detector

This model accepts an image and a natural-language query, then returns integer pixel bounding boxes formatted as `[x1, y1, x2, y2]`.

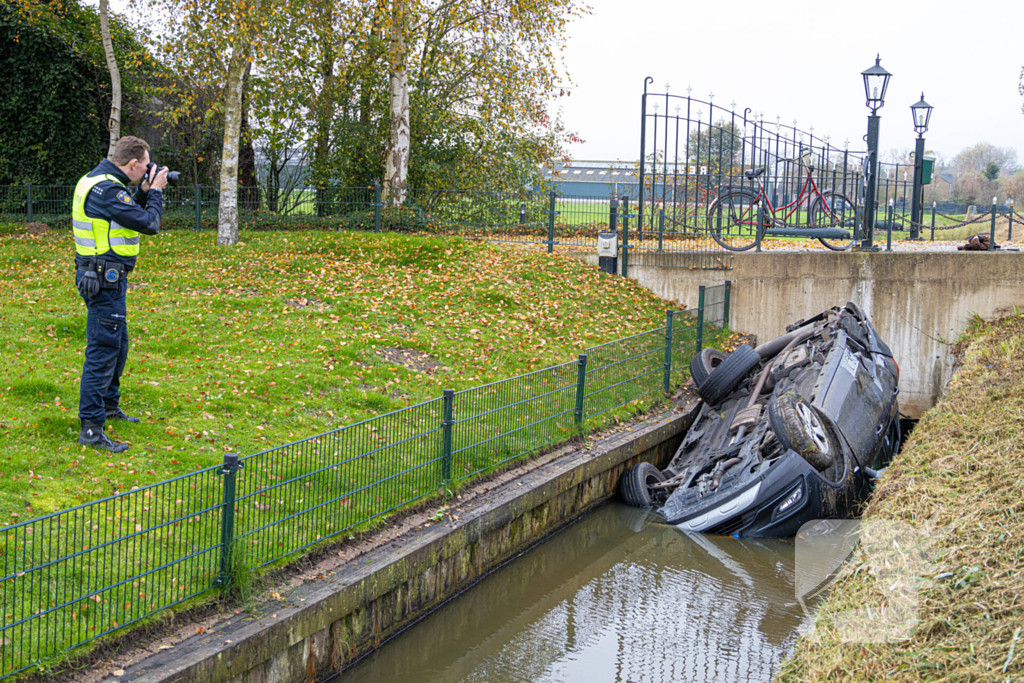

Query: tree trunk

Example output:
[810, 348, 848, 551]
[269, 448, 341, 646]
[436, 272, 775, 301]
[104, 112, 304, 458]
[384, 0, 409, 206]
[237, 64, 260, 212]
[99, 0, 122, 157]
[217, 43, 249, 246]
[313, 1, 335, 216]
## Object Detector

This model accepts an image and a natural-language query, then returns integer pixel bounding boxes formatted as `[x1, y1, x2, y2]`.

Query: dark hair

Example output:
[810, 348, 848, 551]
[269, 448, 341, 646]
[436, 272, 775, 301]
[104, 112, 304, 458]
[110, 136, 150, 166]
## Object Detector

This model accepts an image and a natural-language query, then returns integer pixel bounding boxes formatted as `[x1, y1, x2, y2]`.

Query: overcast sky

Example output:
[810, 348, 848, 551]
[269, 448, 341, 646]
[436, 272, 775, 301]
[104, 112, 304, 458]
[556, 0, 1023, 166]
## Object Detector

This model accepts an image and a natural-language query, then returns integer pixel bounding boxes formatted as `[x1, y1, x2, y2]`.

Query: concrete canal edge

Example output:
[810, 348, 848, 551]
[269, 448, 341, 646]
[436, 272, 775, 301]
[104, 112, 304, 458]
[119, 401, 701, 683]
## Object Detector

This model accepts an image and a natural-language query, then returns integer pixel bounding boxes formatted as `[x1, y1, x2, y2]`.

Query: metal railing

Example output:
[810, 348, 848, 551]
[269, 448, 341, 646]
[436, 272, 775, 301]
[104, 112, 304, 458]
[0, 183, 738, 269]
[635, 86, 967, 251]
[0, 283, 731, 678]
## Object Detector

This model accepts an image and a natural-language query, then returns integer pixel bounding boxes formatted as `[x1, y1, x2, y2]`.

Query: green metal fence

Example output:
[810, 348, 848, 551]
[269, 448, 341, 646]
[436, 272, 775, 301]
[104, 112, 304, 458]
[0, 184, 732, 270]
[0, 282, 731, 679]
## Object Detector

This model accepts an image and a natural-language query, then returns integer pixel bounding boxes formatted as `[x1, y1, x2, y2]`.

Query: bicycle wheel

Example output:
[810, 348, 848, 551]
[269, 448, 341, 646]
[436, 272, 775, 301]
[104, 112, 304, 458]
[707, 189, 768, 251]
[811, 191, 857, 251]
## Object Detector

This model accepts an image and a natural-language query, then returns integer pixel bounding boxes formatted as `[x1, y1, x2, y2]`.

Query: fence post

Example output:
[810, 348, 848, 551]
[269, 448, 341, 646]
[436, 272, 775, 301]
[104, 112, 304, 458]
[885, 200, 893, 252]
[696, 285, 706, 353]
[755, 203, 762, 253]
[194, 185, 201, 231]
[663, 311, 674, 393]
[621, 195, 630, 278]
[574, 354, 588, 436]
[547, 191, 556, 253]
[989, 198, 996, 251]
[26, 183, 33, 223]
[930, 202, 936, 241]
[1009, 200, 1014, 241]
[723, 280, 732, 329]
[374, 181, 382, 233]
[217, 452, 240, 587]
[658, 209, 665, 252]
[519, 203, 526, 228]
[442, 389, 454, 481]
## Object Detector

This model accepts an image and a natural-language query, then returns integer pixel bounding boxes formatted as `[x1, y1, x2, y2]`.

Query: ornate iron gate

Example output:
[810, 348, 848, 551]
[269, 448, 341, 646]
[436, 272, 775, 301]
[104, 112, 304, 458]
[636, 78, 868, 265]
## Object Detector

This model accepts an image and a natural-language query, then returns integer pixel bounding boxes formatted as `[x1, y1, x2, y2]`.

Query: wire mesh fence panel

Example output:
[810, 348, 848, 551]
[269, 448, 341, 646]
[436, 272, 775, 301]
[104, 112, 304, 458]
[670, 307, 702, 387]
[29, 186, 74, 224]
[234, 398, 445, 569]
[451, 362, 579, 480]
[703, 284, 727, 330]
[552, 195, 611, 249]
[0, 467, 223, 678]
[0, 185, 28, 221]
[0, 185, 76, 225]
[583, 327, 667, 420]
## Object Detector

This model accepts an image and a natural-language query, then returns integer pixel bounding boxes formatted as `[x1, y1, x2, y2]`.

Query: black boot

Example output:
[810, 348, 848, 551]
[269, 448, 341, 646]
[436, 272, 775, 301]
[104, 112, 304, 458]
[79, 421, 129, 453]
[106, 407, 141, 423]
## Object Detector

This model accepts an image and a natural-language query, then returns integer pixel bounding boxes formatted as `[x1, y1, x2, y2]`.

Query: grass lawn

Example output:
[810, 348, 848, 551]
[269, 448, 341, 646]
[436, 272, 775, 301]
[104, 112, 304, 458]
[0, 227, 740, 678]
[0, 229, 700, 522]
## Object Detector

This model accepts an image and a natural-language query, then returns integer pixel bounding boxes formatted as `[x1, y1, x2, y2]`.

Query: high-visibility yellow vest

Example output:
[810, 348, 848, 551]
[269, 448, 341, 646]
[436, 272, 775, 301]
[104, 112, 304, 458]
[71, 173, 141, 257]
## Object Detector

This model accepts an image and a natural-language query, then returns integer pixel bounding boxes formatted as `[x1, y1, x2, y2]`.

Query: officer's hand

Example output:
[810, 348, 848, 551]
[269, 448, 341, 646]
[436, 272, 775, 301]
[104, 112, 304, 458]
[141, 164, 155, 192]
[78, 271, 100, 299]
[150, 167, 169, 192]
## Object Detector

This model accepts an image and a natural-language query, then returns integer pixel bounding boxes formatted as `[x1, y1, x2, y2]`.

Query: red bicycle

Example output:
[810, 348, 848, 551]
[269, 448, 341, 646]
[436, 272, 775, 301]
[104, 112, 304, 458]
[706, 154, 857, 251]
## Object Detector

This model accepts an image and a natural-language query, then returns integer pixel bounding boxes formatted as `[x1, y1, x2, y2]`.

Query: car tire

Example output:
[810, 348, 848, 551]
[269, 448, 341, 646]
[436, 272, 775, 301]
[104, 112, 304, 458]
[690, 348, 728, 390]
[696, 344, 761, 405]
[768, 392, 834, 471]
[621, 462, 666, 508]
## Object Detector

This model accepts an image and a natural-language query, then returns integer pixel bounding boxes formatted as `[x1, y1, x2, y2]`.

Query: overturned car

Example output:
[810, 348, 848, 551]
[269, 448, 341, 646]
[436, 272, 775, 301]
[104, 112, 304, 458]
[621, 302, 900, 538]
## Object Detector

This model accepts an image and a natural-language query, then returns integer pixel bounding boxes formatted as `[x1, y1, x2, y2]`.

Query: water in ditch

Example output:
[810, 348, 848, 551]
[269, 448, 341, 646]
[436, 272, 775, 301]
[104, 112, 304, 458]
[340, 503, 833, 683]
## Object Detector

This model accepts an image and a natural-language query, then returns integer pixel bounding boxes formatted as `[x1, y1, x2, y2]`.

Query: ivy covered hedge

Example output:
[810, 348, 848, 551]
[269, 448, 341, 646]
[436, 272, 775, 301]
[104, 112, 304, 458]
[0, 0, 157, 184]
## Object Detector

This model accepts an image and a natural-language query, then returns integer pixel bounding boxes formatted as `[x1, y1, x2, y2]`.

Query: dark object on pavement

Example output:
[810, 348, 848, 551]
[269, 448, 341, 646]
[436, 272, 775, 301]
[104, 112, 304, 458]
[621, 302, 901, 538]
[957, 234, 998, 251]
[79, 421, 129, 453]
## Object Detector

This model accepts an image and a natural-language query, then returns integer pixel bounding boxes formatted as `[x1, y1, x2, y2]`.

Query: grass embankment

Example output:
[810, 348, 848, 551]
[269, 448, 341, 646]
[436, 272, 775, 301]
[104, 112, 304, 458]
[0, 230, 693, 522]
[777, 313, 1024, 682]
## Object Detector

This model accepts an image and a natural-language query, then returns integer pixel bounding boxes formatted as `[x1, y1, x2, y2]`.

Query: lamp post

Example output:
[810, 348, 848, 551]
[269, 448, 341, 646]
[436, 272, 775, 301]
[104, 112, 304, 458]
[857, 55, 892, 250]
[909, 92, 934, 239]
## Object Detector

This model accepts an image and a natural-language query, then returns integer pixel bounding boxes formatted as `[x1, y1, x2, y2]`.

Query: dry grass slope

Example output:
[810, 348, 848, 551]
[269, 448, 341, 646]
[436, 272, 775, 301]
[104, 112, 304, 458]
[777, 313, 1024, 682]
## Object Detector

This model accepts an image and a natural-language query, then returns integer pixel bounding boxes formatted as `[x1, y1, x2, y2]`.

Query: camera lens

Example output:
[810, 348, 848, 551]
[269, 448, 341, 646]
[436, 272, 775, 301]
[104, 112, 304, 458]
[166, 171, 180, 185]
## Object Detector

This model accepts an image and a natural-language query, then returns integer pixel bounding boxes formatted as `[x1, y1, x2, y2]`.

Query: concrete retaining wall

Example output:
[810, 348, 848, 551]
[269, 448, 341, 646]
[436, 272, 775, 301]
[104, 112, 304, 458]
[121, 405, 698, 683]
[572, 252, 1024, 416]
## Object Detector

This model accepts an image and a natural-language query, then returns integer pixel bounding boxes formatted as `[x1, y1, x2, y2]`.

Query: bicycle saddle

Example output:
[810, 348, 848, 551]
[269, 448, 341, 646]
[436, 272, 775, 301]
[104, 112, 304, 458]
[744, 167, 766, 180]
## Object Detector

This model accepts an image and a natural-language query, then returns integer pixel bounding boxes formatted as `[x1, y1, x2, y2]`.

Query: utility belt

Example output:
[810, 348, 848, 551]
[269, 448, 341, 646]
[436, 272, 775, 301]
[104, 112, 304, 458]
[78, 257, 128, 289]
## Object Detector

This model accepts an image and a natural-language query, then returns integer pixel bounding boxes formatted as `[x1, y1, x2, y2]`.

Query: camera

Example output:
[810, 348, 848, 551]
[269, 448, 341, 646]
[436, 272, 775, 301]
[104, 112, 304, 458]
[145, 162, 180, 186]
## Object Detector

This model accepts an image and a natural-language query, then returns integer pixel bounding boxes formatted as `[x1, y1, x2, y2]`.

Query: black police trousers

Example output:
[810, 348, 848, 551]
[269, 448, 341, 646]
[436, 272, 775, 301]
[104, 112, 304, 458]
[76, 271, 130, 425]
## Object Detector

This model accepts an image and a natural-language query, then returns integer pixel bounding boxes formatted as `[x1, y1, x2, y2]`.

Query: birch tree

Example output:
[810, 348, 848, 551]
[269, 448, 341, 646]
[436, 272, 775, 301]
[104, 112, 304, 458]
[145, 0, 275, 245]
[217, 23, 255, 245]
[98, 0, 122, 155]
[385, 0, 410, 204]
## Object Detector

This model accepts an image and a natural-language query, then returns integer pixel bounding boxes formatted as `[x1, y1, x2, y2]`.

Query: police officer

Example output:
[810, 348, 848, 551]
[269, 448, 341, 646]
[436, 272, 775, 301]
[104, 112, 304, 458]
[73, 136, 168, 453]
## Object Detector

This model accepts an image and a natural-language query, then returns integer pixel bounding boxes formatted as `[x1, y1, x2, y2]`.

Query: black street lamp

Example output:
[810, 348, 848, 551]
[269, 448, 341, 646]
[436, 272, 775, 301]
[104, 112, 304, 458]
[911, 92, 933, 135]
[857, 55, 892, 250]
[909, 93, 934, 239]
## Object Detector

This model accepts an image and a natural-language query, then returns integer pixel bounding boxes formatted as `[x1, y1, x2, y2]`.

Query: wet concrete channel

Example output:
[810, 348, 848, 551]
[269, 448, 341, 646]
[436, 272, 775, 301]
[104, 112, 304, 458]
[338, 503, 816, 683]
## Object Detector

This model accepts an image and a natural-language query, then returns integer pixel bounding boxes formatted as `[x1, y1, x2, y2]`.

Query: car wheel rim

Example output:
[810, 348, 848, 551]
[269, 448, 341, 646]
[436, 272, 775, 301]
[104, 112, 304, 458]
[796, 402, 829, 454]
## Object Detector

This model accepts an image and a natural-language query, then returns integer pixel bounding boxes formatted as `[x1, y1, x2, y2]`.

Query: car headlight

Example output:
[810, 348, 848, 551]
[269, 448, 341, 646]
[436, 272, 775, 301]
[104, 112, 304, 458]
[774, 483, 805, 519]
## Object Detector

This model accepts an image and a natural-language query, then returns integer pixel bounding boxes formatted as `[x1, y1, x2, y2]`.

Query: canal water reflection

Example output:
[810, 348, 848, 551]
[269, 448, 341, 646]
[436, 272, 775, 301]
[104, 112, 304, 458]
[342, 503, 817, 683]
